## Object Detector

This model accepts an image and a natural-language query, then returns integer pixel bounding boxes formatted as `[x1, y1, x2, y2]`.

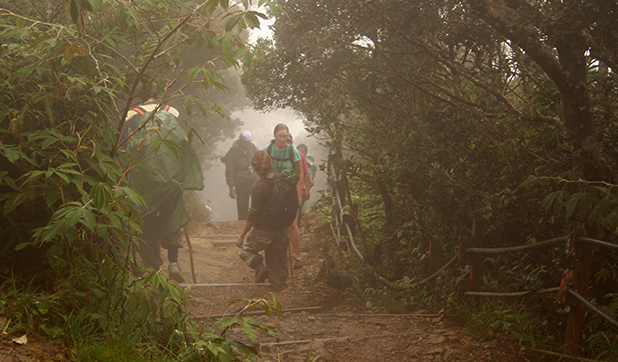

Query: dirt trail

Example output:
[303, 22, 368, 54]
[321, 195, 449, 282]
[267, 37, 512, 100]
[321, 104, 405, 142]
[0, 218, 538, 361]
[176, 219, 537, 362]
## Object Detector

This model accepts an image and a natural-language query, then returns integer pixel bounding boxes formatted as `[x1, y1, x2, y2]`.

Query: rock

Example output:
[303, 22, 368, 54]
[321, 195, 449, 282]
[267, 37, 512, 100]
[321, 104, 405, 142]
[427, 335, 446, 344]
[425, 346, 445, 355]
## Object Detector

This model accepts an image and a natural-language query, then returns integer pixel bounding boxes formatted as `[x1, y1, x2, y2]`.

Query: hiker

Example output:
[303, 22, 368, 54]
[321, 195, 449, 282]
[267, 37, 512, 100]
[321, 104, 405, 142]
[295, 143, 314, 227]
[264, 124, 306, 269]
[222, 130, 259, 220]
[122, 94, 204, 283]
[236, 150, 298, 290]
[296, 144, 317, 187]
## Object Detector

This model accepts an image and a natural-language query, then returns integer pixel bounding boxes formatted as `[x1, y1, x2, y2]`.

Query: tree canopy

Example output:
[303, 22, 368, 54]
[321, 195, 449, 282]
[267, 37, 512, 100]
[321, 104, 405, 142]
[242, 0, 618, 357]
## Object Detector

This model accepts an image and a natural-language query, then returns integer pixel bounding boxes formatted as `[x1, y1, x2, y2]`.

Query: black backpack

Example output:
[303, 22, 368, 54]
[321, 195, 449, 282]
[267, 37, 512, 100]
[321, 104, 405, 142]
[259, 176, 299, 230]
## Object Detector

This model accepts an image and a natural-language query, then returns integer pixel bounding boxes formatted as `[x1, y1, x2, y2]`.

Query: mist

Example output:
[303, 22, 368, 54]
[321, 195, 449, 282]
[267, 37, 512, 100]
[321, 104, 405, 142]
[197, 107, 328, 222]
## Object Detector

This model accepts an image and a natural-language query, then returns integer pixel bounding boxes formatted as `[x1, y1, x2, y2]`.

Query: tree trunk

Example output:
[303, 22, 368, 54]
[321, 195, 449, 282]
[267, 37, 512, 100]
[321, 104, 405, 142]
[467, 1, 608, 355]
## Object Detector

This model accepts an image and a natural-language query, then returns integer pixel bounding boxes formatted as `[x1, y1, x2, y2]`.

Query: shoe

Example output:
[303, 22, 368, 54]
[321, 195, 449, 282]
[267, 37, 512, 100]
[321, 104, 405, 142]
[294, 259, 304, 269]
[254, 265, 269, 283]
[168, 262, 185, 283]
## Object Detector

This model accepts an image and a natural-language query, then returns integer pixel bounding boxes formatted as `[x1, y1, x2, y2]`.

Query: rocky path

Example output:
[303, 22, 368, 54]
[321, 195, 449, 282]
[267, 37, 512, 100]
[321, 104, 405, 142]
[0, 218, 538, 361]
[177, 220, 537, 362]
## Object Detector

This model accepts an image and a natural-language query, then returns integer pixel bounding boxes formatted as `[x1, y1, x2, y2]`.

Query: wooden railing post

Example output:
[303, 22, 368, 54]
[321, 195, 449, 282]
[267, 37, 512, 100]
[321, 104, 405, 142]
[470, 219, 484, 290]
[457, 219, 484, 300]
[562, 240, 594, 356]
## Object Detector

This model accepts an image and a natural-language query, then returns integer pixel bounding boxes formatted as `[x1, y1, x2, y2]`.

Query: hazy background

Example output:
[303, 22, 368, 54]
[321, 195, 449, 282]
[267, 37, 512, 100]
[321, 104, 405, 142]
[194, 16, 328, 222]
[197, 107, 327, 222]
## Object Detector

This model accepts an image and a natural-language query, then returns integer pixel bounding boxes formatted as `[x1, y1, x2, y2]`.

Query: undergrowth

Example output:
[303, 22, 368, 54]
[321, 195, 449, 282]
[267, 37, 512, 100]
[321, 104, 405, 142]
[313, 177, 618, 361]
[0, 273, 281, 361]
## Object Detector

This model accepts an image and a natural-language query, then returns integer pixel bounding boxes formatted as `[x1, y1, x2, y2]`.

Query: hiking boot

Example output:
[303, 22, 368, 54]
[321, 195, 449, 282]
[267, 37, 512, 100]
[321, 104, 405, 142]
[294, 259, 304, 269]
[254, 265, 269, 283]
[168, 262, 185, 283]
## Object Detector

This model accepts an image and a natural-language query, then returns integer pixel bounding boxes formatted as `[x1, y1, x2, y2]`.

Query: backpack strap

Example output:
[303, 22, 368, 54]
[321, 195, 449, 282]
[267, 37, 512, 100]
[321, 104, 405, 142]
[266, 144, 294, 162]
[287, 145, 294, 163]
[267, 144, 296, 174]
[133, 104, 171, 115]
[132, 106, 146, 115]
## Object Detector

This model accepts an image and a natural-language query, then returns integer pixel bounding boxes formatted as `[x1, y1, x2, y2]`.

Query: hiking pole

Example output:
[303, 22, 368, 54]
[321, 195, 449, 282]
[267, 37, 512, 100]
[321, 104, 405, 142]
[288, 243, 295, 290]
[183, 227, 197, 284]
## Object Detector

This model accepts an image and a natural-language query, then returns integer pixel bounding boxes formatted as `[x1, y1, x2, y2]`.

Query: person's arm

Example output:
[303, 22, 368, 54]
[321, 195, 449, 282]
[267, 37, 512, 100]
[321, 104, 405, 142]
[223, 149, 236, 198]
[304, 172, 311, 200]
[293, 160, 304, 203]
[236, 219, 254, 248]
[301, 153, 311, 200]
[237, 181, 262, 247]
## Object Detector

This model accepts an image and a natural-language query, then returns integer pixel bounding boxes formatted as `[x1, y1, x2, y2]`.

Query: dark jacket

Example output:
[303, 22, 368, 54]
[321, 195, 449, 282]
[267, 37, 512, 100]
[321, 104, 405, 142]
[222, 139, 259, 187]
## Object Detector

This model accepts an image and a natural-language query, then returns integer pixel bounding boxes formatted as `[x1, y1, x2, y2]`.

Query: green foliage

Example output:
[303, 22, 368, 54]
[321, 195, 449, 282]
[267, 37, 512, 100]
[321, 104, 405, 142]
[0, 272, 283, 361]
[462, 299, 555, 346]
[0, 0, 280, 359]
[584, 294, 618, 361]
[242, 0, 618, 358]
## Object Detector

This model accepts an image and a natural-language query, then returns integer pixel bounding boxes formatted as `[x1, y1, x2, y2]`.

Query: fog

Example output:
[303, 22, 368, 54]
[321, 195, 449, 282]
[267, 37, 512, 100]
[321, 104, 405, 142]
[197, 107, 328, 222]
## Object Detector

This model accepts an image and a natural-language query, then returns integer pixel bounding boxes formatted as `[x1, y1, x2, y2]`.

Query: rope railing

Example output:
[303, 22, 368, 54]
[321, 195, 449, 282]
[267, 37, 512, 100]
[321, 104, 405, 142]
[326, 143, 617, 356]
[328, 162, 363, 261]
[465, 236, 618, 256]
[567, 288, 618, 330]
[461, 234, 618, 337]
[465, 236, 566, 255]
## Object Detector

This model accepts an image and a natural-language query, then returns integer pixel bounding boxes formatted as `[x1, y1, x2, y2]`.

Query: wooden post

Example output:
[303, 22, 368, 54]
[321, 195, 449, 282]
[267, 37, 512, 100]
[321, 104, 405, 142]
[469, 219, 484, 291]
[457, 219, 484, 300]
[562, 242, 593, 355]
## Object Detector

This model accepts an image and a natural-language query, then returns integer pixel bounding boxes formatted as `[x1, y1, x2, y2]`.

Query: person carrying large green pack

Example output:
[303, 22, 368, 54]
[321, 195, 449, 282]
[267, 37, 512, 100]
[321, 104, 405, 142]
[122, 95, 204, 283]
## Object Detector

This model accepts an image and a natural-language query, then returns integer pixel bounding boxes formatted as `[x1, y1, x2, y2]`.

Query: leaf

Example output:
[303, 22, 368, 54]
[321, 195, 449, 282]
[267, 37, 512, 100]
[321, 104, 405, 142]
[53, 170, 70, 184]
[267, 3, 280, 18]
[188, 67, 201, 82]
[2, 147, 22, 163]
[206, 0, 219, 14]
[12, 335, 27, 345]
[217, 317, 240, 329]
[564, 193, 587, 220]
[19, 65, 36, 82]
[80, 209, 96, 230]
[80, 0, 94, 12]
[221, 37, 232, 55]
[39, 220, 65, 243]
[239, 322, 258, 341]
[69, 0, 79, 23]
[45, 189, 61, 207]
[519, 175, 537, 188]
[90, 182, 111, 208]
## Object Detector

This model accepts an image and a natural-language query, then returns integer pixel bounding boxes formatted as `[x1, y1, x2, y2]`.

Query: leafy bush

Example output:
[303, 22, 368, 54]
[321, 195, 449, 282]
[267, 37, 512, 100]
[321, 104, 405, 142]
[0, 0, 283, 359]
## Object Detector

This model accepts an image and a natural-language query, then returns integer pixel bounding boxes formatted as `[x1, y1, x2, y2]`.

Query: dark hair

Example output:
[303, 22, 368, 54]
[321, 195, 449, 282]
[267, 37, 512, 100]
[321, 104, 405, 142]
[273, 123, 289, 136]
[297, 143, 308, 154]
[251, 150, 273, 178]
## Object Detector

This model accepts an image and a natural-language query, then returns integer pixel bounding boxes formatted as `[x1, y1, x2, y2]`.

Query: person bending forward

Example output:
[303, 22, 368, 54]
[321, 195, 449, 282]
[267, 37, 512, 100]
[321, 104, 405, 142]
[236, 150, 290, 290]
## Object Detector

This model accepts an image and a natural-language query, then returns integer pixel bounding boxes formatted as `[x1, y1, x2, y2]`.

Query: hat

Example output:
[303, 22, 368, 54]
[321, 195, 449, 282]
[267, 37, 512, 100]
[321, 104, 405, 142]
[239, 130, 251, 141]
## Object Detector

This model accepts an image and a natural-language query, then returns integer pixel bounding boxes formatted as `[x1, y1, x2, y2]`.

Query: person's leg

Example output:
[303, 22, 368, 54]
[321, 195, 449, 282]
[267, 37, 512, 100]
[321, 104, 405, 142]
[265, 229, 289, 290]
[235, 182, 251, 220]
[288, 216, 303, 268]
[138, 238, 163, 271]
[161, 229, 185, 283]
[297, 193, 306, 229]
[239, 228, 273, 283]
